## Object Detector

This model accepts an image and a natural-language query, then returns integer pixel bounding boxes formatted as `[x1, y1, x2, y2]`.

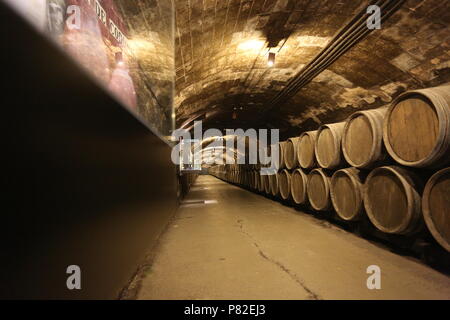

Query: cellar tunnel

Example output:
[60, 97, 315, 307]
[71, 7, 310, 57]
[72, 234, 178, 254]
[1, 0, 450, 300]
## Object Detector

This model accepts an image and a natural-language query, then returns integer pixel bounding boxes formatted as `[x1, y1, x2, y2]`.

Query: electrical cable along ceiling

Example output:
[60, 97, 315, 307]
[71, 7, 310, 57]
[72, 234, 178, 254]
[257, 0, 406, 121]
[174, 0, 450, 137]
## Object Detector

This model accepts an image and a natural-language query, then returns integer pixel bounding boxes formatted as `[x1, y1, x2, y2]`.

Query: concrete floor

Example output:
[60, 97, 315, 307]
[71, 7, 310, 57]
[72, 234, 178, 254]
[138, 175, 450, 300]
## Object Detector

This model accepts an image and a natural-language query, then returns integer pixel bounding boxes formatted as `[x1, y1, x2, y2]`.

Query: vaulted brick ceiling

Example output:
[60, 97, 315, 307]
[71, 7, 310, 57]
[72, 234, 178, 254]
[174, 0, 450, 138]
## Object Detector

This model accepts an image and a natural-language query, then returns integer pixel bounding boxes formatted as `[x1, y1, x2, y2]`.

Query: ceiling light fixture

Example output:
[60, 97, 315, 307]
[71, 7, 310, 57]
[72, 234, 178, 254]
[115, 52, 124, 66]
[268, 52, 276, 67]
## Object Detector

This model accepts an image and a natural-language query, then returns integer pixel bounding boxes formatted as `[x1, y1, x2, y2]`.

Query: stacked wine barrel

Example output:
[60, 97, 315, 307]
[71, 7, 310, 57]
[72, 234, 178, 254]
[210, 84, 450, 253]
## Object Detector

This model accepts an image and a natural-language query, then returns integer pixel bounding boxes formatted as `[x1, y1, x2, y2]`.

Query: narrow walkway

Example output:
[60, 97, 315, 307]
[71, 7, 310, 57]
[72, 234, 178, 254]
[138, 175, 450, 300]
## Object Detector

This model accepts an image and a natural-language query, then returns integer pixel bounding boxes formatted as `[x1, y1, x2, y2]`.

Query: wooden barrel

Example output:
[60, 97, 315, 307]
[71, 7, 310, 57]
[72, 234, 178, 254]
[363, 166, 423, 235]
[315, 122, 346, 169]
[245, 171, 251, 187]
[258, 173, 265, 192]
[263, 174, 271, 194]
[269, 173, 280, 196]
[342, 107, 388, 168]
[279, 170, 291, 200]
[291, 168, 308, 204]
[330, 168, 365, 221]
[253, 171, 260, 190]
[255, 170, 262, 191]
[285, 137, 300, 169]
[298, 131, 317, 169]
[274, 141, 287, 170]
[383, 85, 450, 168]
[307, 168, 332, 211]
[422, 167, 450, 252]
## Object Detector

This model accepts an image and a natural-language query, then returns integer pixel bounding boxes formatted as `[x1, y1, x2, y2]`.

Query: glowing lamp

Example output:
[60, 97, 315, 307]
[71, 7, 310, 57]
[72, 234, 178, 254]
[268, 52, 276, 67]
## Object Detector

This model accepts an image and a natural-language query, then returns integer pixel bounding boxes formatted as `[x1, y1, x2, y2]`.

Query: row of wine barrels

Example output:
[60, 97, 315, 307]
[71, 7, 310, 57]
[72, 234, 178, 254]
[422, 167, 450, 251]
[298, 131, 317, 169]
[307, 168, 332, 211]
[363, 166, 423, 235]
[330, 168, 365, 221]
[294, 165, 424, 236]
[213, 161, 449, 252]
[383, 85, 450, 168]
[315, 122, 346, 169]
[218, 84, 450, 173]
[213, 165, 449, 252]
[342, 107, 388, 169]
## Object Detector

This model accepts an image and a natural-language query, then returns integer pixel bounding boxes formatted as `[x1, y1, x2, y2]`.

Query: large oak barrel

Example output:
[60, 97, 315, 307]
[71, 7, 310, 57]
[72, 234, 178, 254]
[298, 130, 317, 169]
[422, 167, 450, 252]
[330, 168, 365, 221]
[275, 141, 287, 170]
[315, 122, 346, 169]
[383, 85, 450, 168]
[307, 168, 332, 211]
[285, 138, 300, 169]
[363, 166, 423, 235]
[291, 168, 308, 204]
[263, 174, 271, 194]
[253, 171, 260, 190]
[269, 173, 280, 196]
[258, 172, 265, 192]
[279, 170, 291, 200]
[342, 107, 388, 168]
[246, 171, 251, 187]
[248, 171, 253, 188]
